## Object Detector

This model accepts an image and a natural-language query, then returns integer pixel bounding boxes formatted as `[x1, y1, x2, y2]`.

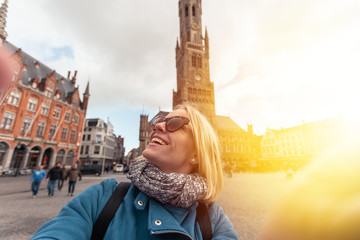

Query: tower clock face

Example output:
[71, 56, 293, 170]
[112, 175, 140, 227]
[195, 74, 201, 81]
[192, 23, 198, 30]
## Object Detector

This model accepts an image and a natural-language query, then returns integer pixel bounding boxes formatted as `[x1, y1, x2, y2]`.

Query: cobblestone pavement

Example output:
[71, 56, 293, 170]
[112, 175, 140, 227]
[0, 172, 297, 239]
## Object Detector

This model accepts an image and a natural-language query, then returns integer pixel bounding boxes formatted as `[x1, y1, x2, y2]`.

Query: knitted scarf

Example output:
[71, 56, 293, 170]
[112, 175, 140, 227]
[127, 159, 207, 209]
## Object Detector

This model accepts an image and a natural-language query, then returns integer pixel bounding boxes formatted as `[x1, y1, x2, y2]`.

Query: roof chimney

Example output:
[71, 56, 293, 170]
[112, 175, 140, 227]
[72, 70, 77, 84]
[67, 71, 71, 79]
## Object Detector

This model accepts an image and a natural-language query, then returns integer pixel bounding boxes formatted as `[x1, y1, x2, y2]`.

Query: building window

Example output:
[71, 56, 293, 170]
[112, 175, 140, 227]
[53, 107, 61, 119]
[7, 90, 21, 106]
[72, 115, 79, 125]
[36, 121, 46, 137]
[192, 55, 196, 67]
[80, 146, 83, 155]
[61, 128, 68, 141]
[82, 134, 85, 141]
[41, 103, 50, 116]
[45, 87, 53, 98]
[64, 112, 71, 122]
[85, 145, 89, 154]
[70, 130, 76, 142]
[185, 5, 189, 17]
[87, 135, 91, 141]
[192, 5, 196, 17]
[94, 145, 100, 154]
[21, 117, 32, 133]
[72, 100, 78, 108]
[1, 112, 15, 130]
[197, 56, 202, 68]
[96, 135, 101, 143]
[49, 124, 56, 139]
[27, 98, 38, 112]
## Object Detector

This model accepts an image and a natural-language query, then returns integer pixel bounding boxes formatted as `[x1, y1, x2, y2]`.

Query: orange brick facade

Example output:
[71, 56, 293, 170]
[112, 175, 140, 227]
[0, 43, 89, 173]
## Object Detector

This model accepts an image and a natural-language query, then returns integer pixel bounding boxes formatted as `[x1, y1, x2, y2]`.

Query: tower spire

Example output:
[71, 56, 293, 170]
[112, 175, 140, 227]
[0, 0, 9, 43]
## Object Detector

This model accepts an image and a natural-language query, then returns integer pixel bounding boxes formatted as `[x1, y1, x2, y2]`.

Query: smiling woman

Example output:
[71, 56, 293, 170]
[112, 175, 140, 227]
[31, 104, 238, 240]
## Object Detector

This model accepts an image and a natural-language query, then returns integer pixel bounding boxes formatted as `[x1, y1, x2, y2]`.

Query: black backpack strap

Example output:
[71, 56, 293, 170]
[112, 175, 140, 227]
[91, 182, 131, 240]
[196, 202, 213, 240]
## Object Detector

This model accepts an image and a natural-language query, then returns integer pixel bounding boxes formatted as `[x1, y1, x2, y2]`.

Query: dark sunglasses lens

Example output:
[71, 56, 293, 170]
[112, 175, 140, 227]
[151, 116, 165, 128]
[166, 118, 185, 132]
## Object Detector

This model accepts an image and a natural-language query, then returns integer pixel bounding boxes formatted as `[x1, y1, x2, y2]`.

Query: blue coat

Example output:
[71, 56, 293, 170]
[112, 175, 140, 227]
[31, 178, 238, 240]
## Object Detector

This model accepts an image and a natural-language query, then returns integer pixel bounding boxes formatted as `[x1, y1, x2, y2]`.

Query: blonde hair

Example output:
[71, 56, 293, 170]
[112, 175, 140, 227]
[175, 104, 223, 203]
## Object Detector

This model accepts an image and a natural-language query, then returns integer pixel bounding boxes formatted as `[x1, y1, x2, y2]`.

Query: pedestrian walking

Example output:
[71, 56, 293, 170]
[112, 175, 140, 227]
[29, 165, 46, 198]
[65, 164, 82, 196]
[46, 162, 63, 197]
[57, 165, 68, 191]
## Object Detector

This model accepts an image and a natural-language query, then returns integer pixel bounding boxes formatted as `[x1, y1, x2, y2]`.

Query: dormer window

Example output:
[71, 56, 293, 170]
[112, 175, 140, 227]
[45, 87, 53, 98]
[72, 99, 78, 108]
[56, 90, 61, 99]
[32, 79, 39, 89]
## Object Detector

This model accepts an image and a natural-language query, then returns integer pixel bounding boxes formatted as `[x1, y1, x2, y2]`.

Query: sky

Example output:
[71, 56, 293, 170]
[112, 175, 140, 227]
[4, 0, 360, 154]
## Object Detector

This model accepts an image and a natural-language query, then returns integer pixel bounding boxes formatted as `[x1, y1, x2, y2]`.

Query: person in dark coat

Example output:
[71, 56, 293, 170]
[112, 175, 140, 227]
[46, 162, 63, 197]
[65, 164, 82, 196]
[57, 165, 68, 191]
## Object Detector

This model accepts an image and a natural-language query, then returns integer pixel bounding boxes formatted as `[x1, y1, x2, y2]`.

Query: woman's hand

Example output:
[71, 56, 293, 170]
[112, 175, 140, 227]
[0, 46, 14, 101]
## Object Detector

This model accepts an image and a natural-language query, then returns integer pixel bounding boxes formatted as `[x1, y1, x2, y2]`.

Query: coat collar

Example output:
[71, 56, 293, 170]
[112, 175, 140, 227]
[132, 189, 199, 240]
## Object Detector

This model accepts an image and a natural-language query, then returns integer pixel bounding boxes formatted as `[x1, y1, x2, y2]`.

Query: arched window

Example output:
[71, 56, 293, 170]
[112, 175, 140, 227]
[65, 150, 75, 165]
[56, 149, 65, 164]
[185, 6, 189, 17]
[192, 5, 196, 17]
[0, 142, 9, 166]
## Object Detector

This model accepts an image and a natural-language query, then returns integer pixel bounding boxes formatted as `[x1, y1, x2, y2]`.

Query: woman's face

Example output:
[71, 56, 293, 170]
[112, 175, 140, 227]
[142, 109, 196, 174]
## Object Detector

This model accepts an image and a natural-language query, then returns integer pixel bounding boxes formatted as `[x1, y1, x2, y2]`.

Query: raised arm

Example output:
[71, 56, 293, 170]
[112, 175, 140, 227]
[209, 203, 239, 240]
[31, 178, 117, 240]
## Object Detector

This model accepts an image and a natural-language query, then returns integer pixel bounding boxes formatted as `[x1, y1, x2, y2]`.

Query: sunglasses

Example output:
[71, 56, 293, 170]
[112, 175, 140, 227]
[151, 115, 190, 132]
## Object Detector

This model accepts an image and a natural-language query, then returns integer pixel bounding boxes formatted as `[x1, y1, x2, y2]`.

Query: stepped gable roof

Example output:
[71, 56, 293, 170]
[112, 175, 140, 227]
[215, 115, 245, 132]
[4, 41, 75, 102]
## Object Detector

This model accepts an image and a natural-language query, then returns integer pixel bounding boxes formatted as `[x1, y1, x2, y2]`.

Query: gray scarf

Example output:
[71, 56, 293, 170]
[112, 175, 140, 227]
[127, 159, 207, 209]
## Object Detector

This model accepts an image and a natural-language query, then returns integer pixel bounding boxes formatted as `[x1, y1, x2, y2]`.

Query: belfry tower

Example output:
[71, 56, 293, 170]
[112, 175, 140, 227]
[173, 0, 215, 125]
[0, 0, 8, 43]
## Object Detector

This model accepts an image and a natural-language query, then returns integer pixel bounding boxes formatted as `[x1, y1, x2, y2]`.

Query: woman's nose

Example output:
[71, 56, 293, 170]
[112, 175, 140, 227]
[154, 121, 166, 133]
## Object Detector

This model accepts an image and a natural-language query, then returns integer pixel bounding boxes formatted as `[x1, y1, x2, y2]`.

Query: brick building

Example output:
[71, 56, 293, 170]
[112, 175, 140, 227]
[0, 1, 89, 173]
[216, 116, 262, 172]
